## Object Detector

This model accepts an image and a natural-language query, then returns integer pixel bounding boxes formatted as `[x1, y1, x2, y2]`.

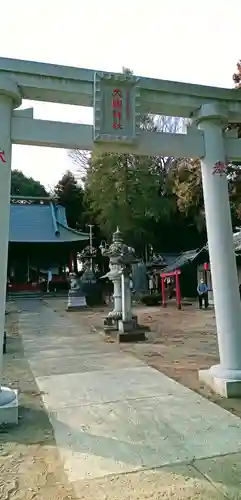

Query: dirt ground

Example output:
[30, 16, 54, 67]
[1, 298, 241, 499]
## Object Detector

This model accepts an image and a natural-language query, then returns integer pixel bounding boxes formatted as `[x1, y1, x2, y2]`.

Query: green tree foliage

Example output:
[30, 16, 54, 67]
[84, 118, 181, 248]
[54, 170, 86, 230]
[84, 147, 206, 253]
[167, 159, 241, 232]
[11, 169, 48, 197]
[167, 158, 205, 232]
[85, 151, 174, 241]
[84, 114, 190, 250]
[229, 60, 241, 221]
[70, 113, 205, 253]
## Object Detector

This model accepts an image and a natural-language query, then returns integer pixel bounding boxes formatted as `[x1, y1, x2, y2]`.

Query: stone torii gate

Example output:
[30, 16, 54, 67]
[1, 59, 241, 423]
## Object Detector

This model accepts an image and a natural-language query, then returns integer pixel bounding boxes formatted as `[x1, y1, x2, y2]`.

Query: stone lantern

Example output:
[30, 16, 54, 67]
[100, 228, 146, 341]
[99, 228, 124, 330]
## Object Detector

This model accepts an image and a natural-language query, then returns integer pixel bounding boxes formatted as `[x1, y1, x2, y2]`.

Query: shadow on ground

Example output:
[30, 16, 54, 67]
[1, 309, 55, 446]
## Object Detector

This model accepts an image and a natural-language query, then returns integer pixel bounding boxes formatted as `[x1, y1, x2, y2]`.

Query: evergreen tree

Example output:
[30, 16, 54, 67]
[54, 171, 85, 230]
[11, 170, 48, 197]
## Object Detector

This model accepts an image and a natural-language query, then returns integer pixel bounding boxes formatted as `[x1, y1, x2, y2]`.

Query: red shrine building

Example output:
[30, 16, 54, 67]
[8, 196, 89, 292]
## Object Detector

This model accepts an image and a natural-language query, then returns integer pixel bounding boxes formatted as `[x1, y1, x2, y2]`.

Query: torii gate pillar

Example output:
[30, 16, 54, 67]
[196, 104, 241, 397]
[0, 76, 21, 424]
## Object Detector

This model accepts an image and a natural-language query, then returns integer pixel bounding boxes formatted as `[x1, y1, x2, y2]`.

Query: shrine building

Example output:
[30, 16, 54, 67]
[8, 196, 89, 292]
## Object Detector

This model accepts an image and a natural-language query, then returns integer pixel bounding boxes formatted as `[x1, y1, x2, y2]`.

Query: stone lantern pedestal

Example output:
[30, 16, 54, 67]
[101, 264, 122, 332]
[100, 229, 124, 332]
[118, 269, 146, 342]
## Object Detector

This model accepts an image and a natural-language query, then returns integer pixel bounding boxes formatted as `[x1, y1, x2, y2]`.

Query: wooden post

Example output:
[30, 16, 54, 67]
[175, 271, 181, 310]
[69, 253, 73, 272]
[161, 276, 166, 307]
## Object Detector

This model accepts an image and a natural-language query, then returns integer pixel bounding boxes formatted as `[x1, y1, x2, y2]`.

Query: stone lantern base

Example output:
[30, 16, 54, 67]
[104, 314, 148, 342]
[118, 315, 147, 342]
[0, 387, 18, 425]
[103, 315, 119, 332]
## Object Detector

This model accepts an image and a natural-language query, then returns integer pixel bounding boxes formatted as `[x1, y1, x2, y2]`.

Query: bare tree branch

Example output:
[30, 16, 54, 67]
[67, 149, 90, 182]
[67, 115, 187, 183]
[154, 114, 186, 134]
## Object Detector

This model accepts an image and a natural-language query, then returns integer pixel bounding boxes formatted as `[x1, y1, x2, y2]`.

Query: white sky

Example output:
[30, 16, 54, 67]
[1, 0, 241, 188]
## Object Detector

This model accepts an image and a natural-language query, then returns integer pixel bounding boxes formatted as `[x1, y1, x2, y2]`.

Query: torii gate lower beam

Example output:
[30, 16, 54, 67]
[10, 114, 241, 161]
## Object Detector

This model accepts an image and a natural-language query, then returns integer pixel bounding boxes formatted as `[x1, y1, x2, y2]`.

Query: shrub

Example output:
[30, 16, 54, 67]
[141, 293, 161, 306]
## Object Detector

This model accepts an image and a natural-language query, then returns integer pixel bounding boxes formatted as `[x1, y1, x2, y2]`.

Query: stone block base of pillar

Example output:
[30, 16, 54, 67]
[0, 387, 18, 425]
[67, 291, 87, 311]
[199, 367, 241, 398]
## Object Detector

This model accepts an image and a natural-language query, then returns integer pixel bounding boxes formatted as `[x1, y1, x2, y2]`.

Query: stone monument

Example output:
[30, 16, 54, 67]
[67, 272, 87, 311]
[131, 261, 148, 299]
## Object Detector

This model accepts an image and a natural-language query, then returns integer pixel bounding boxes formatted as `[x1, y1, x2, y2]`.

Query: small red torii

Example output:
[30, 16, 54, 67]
[160, 269, 181, 310]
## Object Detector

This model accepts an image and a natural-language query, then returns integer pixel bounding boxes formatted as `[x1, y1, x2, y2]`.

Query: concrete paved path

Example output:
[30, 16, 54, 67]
[18, 299, 241, 498]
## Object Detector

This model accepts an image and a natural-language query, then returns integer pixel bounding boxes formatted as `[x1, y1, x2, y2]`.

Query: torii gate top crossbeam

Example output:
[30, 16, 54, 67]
[1, 57, 241, 121]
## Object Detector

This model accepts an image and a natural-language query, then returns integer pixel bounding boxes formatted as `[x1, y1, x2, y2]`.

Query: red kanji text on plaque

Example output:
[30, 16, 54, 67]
[112, 89, 122, 129]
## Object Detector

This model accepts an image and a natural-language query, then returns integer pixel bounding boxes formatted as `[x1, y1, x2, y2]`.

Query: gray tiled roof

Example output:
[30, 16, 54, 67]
[152, 230, 241, 274]
[9, 203, 89, 243]
[161, 248, 202, 273]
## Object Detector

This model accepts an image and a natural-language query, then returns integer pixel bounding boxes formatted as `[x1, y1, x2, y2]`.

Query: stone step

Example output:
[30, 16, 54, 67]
[7, 292, 68, 300]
